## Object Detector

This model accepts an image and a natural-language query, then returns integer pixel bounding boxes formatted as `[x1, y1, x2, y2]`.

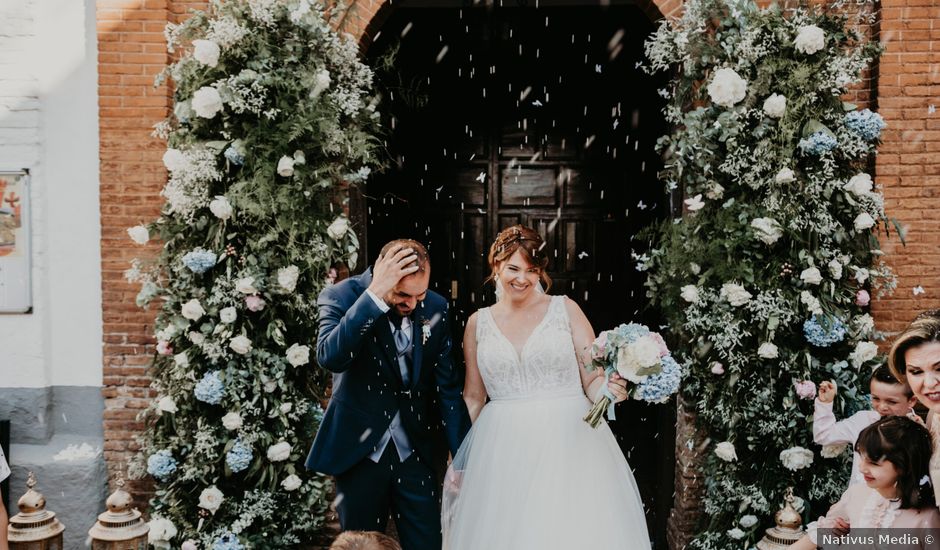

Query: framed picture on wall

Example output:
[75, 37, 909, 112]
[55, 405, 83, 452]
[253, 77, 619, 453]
[0, 169, 31, 313]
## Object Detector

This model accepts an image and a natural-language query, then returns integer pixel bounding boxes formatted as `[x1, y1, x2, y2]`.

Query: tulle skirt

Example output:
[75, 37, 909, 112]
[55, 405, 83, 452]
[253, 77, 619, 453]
[442, 392, 652, 550]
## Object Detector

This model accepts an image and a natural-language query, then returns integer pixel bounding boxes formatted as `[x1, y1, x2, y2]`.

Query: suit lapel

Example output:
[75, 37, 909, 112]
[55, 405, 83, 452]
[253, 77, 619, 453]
[410, 314, 424, 389]
[375, 314, 404, 386]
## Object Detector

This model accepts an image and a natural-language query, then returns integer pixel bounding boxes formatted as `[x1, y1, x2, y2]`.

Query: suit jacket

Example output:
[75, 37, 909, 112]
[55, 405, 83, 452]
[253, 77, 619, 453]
[305, 268, 471, 476]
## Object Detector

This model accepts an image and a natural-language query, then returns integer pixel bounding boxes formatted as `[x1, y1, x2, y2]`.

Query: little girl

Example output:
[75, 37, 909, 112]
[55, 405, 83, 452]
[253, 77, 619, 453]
[790, 416, 940, 549]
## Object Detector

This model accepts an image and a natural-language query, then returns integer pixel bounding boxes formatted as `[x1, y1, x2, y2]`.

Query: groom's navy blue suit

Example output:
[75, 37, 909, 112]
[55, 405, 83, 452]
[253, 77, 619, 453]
[306, 268, 470, 549]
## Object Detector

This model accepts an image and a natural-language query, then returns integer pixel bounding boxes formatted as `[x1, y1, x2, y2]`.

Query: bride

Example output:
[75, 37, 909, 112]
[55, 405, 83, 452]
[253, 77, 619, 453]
[442, 225, 651, 550]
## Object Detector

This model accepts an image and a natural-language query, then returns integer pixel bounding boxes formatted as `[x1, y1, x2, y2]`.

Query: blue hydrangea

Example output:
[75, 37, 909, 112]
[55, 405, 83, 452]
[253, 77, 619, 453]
[194, 371, 225, 405]
[605, 323, 651, 350]
[182, 248, 217, 274]
[844, 109, 886, 141]
[635, 355, 682, 404]
[146, 449, 178, 481]
[224, 141, 245, 166]
[803, 315, 847, 347]
[798, 131, 838, 155]
[212, 532, 245, 550]
[226, 440, 253, 473]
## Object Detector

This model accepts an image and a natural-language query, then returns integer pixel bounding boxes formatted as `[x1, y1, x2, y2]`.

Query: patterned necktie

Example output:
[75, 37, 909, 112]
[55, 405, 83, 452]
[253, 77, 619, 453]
[393, 318, 412, 387]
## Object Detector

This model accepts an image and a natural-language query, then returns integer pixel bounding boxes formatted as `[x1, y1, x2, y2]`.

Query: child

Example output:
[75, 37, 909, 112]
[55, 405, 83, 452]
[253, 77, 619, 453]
[329, 531, 401, 550]
[1, 445, 9, 550]
[814, 364, 917, 486]
[790, 416, 940, 549]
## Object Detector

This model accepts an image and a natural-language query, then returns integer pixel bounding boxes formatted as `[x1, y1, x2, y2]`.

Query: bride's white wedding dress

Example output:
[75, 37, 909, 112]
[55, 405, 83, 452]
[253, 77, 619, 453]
[442, 295, 651, 549]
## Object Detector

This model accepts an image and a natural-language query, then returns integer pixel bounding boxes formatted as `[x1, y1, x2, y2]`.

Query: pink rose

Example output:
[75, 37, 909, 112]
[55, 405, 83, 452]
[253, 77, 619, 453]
[794, 380, 817, 400]
[648, 332, 669, 357]
[156, 341, 173, 355]
[593, 331, 609, 359]
[181, 541, 198, 550]
[710, 362, 725, 375]
[245, 295, 266, 312]
[855, 289, 870, 307]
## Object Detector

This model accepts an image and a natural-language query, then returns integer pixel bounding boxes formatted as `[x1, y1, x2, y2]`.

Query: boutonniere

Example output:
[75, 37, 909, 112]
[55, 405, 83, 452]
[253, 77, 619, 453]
[421, 319, 432, 344]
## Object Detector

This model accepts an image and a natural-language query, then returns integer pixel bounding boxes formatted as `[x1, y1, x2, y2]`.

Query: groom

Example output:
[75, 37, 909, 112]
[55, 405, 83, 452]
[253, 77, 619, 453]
[306, 239, 471, 550]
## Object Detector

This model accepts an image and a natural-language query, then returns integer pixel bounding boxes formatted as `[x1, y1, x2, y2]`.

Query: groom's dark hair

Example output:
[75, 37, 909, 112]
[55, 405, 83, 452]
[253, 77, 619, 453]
[379, 239, 429, 274]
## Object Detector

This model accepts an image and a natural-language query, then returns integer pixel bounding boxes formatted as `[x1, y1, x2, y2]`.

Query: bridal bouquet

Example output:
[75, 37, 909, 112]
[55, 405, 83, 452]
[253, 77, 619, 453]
[583, 323, 681, 428]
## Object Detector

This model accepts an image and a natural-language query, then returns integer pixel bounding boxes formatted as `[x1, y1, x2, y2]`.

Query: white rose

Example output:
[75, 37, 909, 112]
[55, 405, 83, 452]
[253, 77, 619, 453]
[219, 307, 237, 324]
[750, 217, 783, 245]
[845, 173, 873, 196]
[277, 155, 295, 177]
[281, 474, 303, 492]
[762, 93, 786, 118]
[758, 342, 779, 359]
[189, 331, 205, 345]
[800, 267, 823, 285]
[821, 443, 847, 458]
[794, 25, 826, 55]
[780, 446, 814, 471]
[209, 196, 233, 220]
[230, 335, 252, 355]
[720, 283, 752, 307]
[801, 290, 823, 315]
[191, 86, 223, 119]
[127, 225, 150, 245]
[278, 265, 300, 293]
[173, 352, 189, 367]
[192, 39, 221, 68]
[221, 411, 243, 431]
[266, 441, 292, 462]
[854, 212, 876, 231]
[235, 277, 257, 294]
[775, 167, 796, 184]
[157, 396, 178, 414]
[680, 285, 700, 304]
[739, 515, 758, 529]
[280, 402, 293, 414]
[181, 299, 206, 321]
[162, 148, 187, 172]
[828, 258, 843, 280]
[615, 337, 662, 383]
[850, 341, 879, 368]
[148, 517, 178, 544]
[198, 486, 224, 514]
[707, 68, 747, 108]
[715, 441, 738, 462]
[286, 343, 310, 367]
[327, 216, 350, 240]
[727, 528, 746, 540]
[853, 267, 870, 284]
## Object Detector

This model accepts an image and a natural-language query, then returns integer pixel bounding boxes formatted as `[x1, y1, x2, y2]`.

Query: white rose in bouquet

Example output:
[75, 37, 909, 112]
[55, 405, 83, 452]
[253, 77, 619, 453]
[148, 517, 177, 546]
[850, 341, 879, 368]
[192, 39, 221, 67]
[828, 258, 843, 280]
[157, 396, 178, 414]
[727, 528, 745, 540]
[277, 265, 300, 292]
[757, 342, 779, 359]
[844, 173, 873, 196]
[281, 474, 303, 491]
[327, 216, 350, 240]
[219, 306, 237, 324]
[821, 443, 847, 458]
[739, 515, 758, 529]
[266, 441, 292, 462]
[127, 225, 150, 245]
[192, 86, 223, 119]
[235, 276, 257, 294]
[715, 441, 738, 462]
[230, 335, 252, 355]
[750, 217, 783, 245]
[198, 486, 224, 514]
[173, 352, 189, 367]
[780, 446, 814, 470]
[221, 411, 243, 431]
[181, 299, 206, 321]
[286, 343, 310, 367]
[162, 148, 187, 172]
[720, 283, 752, 307]
[706, 67, 748, 108]
[762, 93, 786, 118]
[277, 155, 295, 177]
[615, 336, 662, 383]
[209, 196, 233, 220]
[794, 25, 826, 55]
[680, 285, 700, 304]
[799, 267, 823, 285]
[775, 167, 796, 184]
[854, 212, 876, 231]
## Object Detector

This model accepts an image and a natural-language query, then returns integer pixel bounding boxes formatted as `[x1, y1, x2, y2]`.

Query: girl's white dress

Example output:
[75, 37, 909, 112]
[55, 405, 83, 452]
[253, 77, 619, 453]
[442, 295, 651, 550]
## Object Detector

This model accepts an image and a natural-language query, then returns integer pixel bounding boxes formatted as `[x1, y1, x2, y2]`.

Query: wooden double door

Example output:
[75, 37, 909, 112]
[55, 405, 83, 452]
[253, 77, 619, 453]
[358, 3, 674, 545]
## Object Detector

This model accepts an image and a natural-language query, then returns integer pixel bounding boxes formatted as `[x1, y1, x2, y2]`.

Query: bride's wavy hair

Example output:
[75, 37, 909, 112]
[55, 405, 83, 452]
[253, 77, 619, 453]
[486, 225, 552, 291]
[855, 415, 935, 509]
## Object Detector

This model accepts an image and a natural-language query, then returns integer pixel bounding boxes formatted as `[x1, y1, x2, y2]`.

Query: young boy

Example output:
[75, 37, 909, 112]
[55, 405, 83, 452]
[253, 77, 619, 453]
[814, 364, 918, 486]
[1, 445, 9, 550]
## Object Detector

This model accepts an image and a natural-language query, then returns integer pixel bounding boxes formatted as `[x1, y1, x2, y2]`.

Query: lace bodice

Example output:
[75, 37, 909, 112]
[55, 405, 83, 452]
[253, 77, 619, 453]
[475, 295, 584, 400]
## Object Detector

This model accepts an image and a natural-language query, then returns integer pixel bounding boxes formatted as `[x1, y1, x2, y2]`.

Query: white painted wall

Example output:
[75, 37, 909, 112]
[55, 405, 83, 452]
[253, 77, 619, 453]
[0, 0, 101, 388]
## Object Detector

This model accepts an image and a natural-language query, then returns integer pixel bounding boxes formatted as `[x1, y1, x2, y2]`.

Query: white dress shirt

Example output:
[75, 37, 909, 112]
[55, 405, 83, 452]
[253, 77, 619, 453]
[813, 399, 880, 486]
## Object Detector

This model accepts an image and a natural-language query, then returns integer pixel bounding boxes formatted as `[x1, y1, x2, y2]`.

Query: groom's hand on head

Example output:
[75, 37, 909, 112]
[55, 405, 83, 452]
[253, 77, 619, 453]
[368, 244, 419, 299]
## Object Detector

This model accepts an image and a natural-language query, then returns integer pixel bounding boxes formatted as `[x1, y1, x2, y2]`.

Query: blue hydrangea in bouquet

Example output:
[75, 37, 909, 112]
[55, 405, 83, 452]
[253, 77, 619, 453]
[583, 323, 682, 428]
